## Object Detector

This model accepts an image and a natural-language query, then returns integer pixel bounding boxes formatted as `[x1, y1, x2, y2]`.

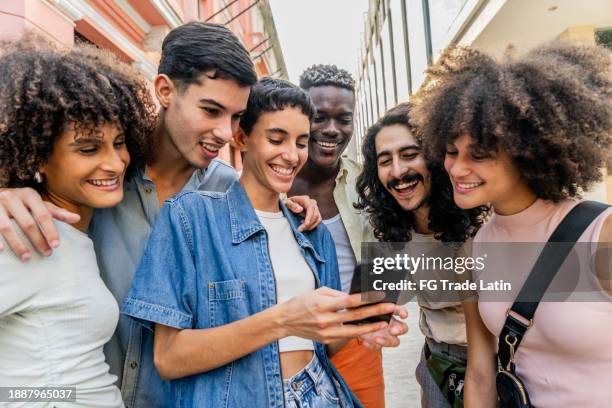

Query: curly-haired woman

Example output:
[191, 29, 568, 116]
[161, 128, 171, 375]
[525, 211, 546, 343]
[0, 36, 155, 407]
[414, 41, 612, 407]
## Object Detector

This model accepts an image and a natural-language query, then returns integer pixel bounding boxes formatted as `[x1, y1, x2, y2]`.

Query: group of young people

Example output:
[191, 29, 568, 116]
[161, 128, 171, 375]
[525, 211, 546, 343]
[0, 19, 610, 408]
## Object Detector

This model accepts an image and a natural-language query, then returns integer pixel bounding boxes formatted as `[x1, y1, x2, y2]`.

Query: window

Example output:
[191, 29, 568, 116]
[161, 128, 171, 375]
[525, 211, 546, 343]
[596, 29, 612, 50]
[428, 0, 469, 55]
[382, 16, 397, 107]
[406, 0, 429, 90]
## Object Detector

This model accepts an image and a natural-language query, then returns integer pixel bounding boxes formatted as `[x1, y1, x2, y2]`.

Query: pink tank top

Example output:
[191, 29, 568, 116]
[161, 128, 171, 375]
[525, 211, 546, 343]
[475, 199, 612, 408]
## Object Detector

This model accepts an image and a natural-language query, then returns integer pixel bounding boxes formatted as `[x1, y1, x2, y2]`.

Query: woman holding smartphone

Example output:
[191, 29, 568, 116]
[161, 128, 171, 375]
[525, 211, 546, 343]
[122, 77, 407, 407]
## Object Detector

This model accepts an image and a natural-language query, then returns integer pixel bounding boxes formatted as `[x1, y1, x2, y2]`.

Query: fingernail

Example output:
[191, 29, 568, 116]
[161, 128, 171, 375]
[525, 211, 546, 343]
[43, 249, 52, 257]
[21, 252, 31, 261]
[50, 240, 59, 248]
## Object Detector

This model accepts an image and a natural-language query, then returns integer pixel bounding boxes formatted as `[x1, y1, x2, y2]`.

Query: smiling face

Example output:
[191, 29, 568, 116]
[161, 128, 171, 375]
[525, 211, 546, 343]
[444, 134, 532, 212]
[240, 107, 311, 198]
[41, 122, 130, 209]
[306, 85, 355, 169]
[158, 72, 251, 169]
[375, 124, 431, 211]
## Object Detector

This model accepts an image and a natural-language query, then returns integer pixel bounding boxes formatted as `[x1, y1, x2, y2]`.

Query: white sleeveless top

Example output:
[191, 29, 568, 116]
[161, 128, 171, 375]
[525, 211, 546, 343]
[256, 210, 315, 353]
[0, 221, 123, 407]
[322, 214, 356, 293]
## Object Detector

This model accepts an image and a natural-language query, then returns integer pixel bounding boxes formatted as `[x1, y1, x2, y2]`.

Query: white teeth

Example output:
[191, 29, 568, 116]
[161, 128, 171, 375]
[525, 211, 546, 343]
[316, 140, 338, 148]
[457, 182, 483, 189]
[270, 165, 293, 176]
[201, 142, 220, 152]
[395, 180, 418, 190]
[88, 178, 118, 187]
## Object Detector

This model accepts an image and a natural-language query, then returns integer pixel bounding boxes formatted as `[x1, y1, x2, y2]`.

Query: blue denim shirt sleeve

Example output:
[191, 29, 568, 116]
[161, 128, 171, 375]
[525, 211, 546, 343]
[314, 225, 342, 292]
[121, 199, 196, 330]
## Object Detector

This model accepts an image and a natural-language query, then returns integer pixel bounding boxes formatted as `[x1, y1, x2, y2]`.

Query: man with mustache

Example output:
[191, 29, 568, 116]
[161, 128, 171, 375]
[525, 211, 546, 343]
[289, 64, 386, 408]
[355, 103, 487, 408]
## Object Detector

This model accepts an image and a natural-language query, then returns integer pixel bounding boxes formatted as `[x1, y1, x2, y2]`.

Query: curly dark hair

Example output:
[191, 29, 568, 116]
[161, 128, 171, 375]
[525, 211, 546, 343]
[299, 64, 355, 92]
[412, 41, 612, 202]
[355, 103, 487, 242]
[0, 34, 157, 189]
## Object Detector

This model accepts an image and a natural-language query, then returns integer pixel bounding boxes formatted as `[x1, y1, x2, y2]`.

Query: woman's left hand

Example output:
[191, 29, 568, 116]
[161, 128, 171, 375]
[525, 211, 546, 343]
[284, 195, 322, 231]
[358, 307, 409, 351]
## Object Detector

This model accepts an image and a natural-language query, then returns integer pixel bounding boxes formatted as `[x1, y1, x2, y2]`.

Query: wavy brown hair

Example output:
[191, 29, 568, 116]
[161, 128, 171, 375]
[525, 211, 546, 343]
[412, 41, 612, 202]
[0, 34, 157, 188]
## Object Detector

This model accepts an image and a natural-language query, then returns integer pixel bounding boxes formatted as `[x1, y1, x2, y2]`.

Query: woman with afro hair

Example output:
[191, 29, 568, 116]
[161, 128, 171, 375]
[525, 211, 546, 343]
[413, 41, 612, 407]
[0, 34, 155, 407]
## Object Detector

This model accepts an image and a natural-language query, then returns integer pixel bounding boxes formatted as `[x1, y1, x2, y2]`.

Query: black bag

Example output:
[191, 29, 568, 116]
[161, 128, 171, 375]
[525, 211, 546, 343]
[495, 201, 608, 408]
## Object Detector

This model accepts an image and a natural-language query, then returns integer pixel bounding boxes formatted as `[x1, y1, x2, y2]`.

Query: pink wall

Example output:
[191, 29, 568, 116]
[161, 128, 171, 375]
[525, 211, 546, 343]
[0, 0, 276, 168]
[0, 0, 74, 47]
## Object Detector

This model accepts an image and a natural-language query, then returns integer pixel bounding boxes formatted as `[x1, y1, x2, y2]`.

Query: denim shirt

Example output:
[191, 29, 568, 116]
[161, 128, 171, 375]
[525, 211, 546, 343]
[89, 159, 238, 408]
[121, 180, 361, 408]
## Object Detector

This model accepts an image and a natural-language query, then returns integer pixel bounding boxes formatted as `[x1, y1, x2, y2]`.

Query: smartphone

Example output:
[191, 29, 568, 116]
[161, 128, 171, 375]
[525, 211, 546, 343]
[346, 262, 401, 325]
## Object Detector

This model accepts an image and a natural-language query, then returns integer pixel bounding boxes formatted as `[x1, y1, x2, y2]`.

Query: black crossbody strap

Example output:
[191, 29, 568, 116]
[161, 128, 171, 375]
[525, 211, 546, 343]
[498, 201, 609, 368]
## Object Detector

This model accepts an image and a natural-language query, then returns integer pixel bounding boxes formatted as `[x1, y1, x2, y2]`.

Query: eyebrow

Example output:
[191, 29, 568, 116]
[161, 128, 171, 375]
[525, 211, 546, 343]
[315, 110, 353, 116]
[69, 137, 102, 146]
[199, 98, 226, 110]
[376, 144, 420, 159]
[265, 128, 289, 136]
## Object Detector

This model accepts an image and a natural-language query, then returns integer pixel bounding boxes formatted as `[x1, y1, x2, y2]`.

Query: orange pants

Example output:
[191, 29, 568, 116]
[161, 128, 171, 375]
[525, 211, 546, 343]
[331, 339, 385, 408]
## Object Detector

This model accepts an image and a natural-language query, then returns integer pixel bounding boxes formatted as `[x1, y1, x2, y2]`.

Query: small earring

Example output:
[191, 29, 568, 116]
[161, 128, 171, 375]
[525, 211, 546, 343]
[34, 171, 43, 184]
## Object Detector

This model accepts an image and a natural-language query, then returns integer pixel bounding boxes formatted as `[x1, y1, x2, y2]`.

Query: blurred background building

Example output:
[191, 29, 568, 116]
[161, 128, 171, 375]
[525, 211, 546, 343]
[0, 0, 288, 168]
[353, 0, 612, 202]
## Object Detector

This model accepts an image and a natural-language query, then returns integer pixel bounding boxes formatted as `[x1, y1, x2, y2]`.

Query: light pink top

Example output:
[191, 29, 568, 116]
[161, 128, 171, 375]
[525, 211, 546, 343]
[475, 199, 612, 408]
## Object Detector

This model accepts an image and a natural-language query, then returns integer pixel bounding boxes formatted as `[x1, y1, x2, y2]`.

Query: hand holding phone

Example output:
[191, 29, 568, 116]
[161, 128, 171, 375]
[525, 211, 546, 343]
[347, 262, 402, 325]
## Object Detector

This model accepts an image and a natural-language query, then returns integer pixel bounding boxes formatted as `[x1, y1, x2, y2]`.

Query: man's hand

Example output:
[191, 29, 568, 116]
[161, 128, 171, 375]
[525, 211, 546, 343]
[0, 188, 80, 259]
[284, 195, 322, 232]
[275, 287, 398, 344]
[358, 307, 409, 351]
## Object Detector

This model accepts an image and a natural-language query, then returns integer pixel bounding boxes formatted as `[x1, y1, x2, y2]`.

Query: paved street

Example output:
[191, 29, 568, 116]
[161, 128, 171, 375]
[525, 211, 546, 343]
[383, 302, 424, 408]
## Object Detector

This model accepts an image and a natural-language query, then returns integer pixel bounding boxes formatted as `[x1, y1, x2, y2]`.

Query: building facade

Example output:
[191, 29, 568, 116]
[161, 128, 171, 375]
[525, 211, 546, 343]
[353, 0, 612, 202]
[0, 0, 288, 168]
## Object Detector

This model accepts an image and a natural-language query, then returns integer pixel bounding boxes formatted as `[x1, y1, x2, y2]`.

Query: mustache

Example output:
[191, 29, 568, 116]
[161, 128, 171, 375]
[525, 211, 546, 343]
[387, 172, 423, 190]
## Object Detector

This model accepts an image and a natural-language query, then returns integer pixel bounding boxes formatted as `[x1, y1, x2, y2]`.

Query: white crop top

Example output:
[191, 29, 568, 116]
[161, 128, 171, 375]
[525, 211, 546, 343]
[256, 210, 315, 353]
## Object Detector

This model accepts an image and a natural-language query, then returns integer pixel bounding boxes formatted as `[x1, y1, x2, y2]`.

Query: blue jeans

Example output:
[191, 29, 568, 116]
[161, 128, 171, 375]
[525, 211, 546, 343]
[283, 354, 341, 408]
